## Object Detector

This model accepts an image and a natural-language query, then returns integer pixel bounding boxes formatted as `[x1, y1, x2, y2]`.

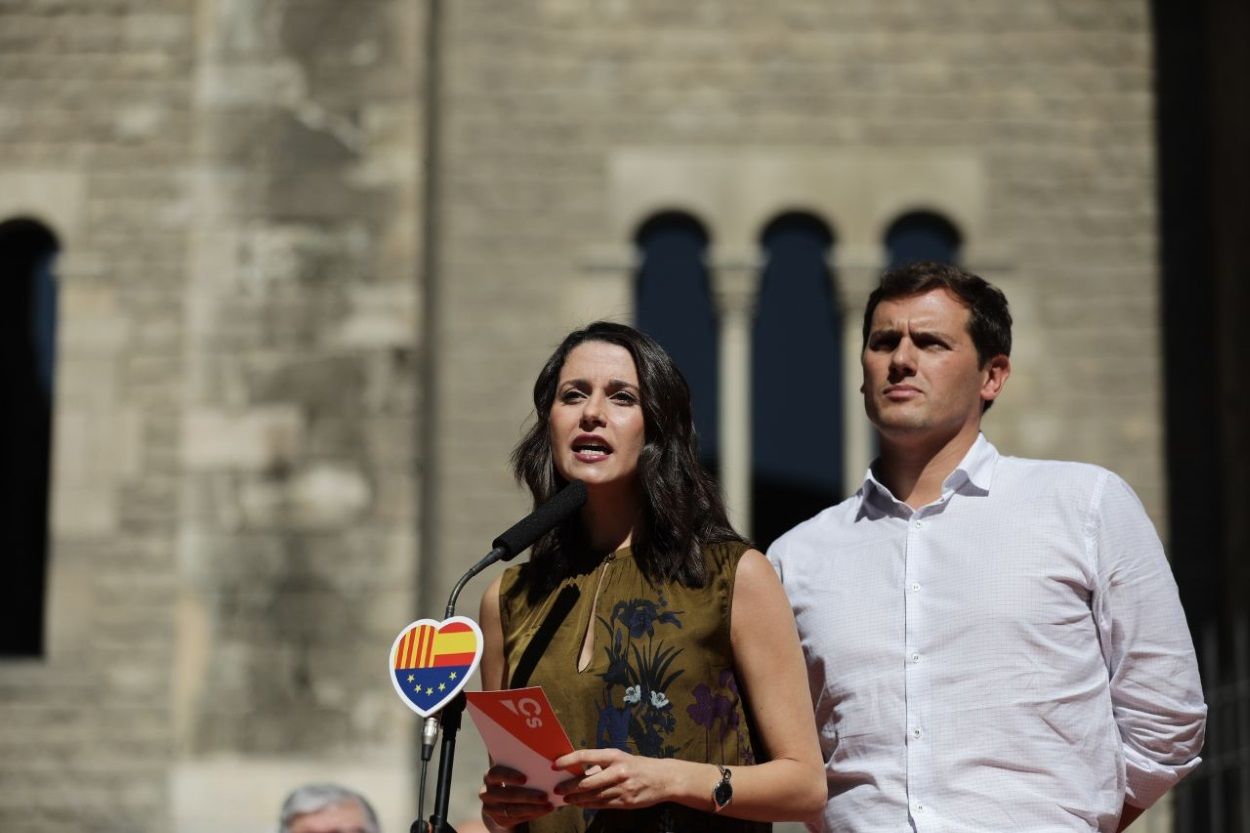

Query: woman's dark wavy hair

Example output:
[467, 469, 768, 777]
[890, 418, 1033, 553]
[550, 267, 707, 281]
[512, 322, 745, 597]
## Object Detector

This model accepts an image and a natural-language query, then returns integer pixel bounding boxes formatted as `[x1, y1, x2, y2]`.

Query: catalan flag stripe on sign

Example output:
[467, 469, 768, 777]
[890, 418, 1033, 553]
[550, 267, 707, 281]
[394, 622, 476, 670]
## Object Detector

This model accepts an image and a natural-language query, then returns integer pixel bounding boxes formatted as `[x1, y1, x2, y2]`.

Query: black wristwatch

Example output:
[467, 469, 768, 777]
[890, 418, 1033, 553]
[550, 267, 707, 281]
[711, 765, 733, 813]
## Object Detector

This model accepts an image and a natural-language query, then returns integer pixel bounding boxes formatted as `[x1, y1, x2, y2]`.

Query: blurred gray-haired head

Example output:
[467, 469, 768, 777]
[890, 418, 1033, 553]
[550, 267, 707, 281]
[279, 783, 380, 833]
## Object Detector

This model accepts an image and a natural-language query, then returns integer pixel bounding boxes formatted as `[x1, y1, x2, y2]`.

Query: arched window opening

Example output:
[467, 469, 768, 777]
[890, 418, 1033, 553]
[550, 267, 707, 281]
[751, 213, 841, 549]
[1, 217, 60, 657]
[634, 212, 720, 471]
[885, 210, 962, 268]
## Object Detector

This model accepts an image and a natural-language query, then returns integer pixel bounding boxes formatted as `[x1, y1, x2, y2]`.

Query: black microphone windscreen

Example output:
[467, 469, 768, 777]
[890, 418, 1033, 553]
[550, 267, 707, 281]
[491, 480, 588, 559]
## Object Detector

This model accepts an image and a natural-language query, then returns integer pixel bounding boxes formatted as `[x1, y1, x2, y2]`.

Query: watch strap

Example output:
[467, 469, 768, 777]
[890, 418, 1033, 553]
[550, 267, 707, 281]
[711, 764, 733, 813]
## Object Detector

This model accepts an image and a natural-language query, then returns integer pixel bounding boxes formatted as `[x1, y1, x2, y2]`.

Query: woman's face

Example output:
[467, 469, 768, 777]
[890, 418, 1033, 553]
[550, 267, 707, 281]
[549, 340, 646, 490]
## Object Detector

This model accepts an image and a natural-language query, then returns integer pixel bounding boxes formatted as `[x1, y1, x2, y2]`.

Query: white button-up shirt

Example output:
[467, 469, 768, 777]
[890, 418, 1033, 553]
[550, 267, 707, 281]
[768, 435, 1206, 833]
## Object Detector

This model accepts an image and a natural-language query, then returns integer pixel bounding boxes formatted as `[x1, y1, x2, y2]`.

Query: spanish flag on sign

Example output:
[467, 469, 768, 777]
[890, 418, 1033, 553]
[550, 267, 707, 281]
[390, 617, 483, 716]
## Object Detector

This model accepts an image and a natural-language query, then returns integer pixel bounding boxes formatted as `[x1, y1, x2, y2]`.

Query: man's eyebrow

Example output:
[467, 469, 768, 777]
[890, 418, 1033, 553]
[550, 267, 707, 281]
[909, 327, 956, 340]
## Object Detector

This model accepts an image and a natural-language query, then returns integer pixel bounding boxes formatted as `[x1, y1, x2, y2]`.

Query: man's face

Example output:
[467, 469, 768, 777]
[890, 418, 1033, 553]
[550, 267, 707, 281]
[287, 800, 372, 833]
[861, 287, 1009, 443]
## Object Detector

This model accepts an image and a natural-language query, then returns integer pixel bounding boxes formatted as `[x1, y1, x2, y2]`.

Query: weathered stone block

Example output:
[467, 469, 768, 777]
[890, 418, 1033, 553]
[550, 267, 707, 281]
[181, 406, 304, 471]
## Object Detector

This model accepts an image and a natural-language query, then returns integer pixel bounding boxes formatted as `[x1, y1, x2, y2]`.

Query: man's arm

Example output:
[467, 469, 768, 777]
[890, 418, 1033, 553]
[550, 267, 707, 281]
[1092, 472, 1207, 812]
[1116, 802, 1144, 832]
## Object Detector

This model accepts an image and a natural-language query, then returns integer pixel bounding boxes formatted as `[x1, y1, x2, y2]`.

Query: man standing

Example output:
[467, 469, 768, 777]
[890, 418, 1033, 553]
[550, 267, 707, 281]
[768, 262, 1205, 832]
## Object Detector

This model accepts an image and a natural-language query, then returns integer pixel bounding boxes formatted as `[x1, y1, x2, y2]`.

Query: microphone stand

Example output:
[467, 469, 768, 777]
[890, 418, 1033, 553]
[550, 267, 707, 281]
[423, 691, 464, 833]
[413, 546, 507, 833]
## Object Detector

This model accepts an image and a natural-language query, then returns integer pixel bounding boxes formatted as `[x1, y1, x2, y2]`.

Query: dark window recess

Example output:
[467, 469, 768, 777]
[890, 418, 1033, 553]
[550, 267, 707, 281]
[635, 212, 720, 472]
[885, 211, 962, 268]
[751, 213, 841, 550]
[0, 217, 59, 657]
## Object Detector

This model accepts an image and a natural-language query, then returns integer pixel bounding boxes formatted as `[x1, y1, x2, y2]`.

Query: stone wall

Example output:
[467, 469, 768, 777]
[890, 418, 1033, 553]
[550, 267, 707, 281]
[0, 1, 425, 831]
[172, 1, 423, 829]
[0, 2, 195, 829]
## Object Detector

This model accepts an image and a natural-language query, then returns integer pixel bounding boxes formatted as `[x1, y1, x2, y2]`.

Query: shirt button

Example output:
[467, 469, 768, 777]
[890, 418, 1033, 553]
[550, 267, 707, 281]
[911, 582, 921, 592]
[911, 653, 921, 663]
[915, 804, 924, 813]
[913, 520, 923, 529]
[912, 728, 922, 739]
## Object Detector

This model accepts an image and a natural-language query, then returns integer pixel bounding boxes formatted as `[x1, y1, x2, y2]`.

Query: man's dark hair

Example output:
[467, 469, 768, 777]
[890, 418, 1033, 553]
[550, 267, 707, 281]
[861, 261, 1013, 366]
[512, 321, 745, 598]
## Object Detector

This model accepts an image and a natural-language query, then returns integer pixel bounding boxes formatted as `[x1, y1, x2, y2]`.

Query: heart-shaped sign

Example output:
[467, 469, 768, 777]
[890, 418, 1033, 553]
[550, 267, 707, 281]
[389, 616, 484, 718]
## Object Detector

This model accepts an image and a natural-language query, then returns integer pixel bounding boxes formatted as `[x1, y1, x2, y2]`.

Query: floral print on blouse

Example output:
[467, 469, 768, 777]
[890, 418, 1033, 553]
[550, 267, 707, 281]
[498, 542, 769, 833]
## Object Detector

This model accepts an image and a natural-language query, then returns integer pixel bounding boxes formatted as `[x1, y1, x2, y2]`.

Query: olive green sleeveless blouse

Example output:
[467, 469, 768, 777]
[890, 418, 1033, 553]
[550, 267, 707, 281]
[497, 541, 769, 833]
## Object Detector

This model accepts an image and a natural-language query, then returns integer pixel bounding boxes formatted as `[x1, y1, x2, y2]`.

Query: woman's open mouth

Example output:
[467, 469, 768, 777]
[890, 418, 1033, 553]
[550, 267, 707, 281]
[572, 435, 613, 462]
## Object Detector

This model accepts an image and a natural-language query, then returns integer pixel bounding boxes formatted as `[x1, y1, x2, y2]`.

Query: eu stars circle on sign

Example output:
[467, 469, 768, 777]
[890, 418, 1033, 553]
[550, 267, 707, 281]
[388, 616, 484, 717]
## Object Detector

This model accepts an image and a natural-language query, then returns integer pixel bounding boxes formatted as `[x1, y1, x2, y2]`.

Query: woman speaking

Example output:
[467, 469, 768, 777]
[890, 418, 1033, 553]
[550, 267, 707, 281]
[478, 322, 824, 833]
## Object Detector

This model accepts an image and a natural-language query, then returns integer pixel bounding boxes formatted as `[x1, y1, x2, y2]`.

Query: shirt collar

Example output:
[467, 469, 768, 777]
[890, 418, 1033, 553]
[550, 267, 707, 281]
[944, 432, 997, 495]
[860, 433, 999, 510]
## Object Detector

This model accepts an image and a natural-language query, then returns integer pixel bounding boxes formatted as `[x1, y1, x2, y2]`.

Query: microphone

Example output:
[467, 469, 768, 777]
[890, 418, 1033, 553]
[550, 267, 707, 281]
[491, 479, 589, 561]
[442, 480, 588, 618]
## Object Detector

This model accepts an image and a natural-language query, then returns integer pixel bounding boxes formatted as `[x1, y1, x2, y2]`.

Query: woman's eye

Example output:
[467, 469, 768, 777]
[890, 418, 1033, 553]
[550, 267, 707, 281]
[560, 390, 584, 403]
[612, 393, 637, 405]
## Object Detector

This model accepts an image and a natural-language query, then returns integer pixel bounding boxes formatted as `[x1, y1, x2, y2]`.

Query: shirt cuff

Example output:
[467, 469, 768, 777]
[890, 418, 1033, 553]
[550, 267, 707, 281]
[1124, 750, 1203, 810]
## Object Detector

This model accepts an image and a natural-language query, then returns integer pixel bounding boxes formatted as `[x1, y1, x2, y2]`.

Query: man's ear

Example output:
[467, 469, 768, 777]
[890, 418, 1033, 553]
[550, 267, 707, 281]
[981, 355, 1011, 404]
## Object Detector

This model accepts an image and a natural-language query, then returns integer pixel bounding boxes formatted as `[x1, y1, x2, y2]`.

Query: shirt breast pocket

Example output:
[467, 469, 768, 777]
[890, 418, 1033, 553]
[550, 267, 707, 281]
[814, 684, 897, 764]
[821, 722, 873, 763]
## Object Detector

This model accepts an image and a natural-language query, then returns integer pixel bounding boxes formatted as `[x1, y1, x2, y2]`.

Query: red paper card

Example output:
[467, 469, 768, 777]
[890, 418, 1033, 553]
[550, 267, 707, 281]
[465, 687, 580, 806]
